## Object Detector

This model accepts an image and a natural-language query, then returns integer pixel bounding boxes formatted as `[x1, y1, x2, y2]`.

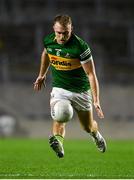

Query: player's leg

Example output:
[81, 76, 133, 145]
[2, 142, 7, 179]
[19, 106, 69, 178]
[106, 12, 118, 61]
[49, 121, 65, 158]
[77, 109, 107, 153]
[52, 121, 66, 138]
[49, 88, 73, 158]
[76, 108, 98, 133]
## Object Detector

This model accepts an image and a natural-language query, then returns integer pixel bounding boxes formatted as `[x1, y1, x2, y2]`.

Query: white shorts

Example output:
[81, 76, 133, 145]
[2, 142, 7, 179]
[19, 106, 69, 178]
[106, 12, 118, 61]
[50, 87, 92, 111]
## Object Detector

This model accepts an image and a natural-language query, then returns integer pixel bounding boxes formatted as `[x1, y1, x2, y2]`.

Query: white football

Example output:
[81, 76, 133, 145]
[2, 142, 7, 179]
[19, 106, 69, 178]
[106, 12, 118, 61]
[51, 100, 73, 122]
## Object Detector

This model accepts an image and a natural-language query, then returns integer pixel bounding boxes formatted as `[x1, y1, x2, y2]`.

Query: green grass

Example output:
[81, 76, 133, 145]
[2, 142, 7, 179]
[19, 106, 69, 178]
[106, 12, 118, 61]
[0, 138, 134, 179]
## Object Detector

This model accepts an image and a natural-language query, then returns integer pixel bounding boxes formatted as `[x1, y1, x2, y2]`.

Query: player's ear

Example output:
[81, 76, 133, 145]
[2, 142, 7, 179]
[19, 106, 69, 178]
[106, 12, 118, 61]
[53, 23, 56, 31]
[53, 25, 55, 31]
[71, 26, 73, 32]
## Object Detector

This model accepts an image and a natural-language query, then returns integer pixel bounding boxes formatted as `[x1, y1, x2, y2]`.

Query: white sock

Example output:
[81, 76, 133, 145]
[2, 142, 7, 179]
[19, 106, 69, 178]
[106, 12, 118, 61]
[90, 131, 102, 140]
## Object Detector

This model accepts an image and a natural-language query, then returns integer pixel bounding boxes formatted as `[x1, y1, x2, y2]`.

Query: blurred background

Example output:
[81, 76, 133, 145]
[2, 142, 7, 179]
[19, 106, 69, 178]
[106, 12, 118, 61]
[0, 0, 134, 139]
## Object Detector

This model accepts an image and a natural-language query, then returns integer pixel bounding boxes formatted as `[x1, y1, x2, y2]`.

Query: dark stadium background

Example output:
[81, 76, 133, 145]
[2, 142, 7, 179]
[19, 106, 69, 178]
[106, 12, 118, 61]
[0, 0, 134, 139]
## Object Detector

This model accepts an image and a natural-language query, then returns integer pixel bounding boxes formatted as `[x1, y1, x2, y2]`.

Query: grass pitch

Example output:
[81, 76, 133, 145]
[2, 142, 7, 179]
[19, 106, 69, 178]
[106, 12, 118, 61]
[0, 138, 134, 179]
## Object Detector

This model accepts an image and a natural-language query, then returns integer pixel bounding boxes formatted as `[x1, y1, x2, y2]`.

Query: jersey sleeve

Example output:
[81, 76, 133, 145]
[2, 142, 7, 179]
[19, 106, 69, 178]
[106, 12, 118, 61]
[43, 33, 55, 54]
[43, 36, 49, 54]
[79, 41, 93, 64]
[43, 37, 47, 48]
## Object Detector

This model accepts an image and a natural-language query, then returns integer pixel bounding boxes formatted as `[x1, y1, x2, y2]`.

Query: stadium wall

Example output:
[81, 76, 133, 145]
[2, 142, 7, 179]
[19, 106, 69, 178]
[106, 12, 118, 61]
[0, 84, 134, 139]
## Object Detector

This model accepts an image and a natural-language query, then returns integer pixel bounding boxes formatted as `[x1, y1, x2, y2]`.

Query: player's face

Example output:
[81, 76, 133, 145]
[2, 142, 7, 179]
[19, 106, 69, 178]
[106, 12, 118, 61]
[53, 22, 72, 44]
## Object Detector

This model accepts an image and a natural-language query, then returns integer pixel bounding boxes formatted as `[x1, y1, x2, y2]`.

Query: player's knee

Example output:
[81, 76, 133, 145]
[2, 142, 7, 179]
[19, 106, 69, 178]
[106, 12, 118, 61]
[51, 100, 73, 123]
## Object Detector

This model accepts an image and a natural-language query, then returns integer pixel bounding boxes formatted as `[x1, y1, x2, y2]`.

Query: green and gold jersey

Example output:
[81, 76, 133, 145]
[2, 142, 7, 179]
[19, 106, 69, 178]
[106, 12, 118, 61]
[43, 33, 92, 93]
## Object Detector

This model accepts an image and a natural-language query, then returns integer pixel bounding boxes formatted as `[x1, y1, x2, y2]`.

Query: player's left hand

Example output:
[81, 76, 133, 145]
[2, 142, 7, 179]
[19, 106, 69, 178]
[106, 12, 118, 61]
[94, 102, 104, 119]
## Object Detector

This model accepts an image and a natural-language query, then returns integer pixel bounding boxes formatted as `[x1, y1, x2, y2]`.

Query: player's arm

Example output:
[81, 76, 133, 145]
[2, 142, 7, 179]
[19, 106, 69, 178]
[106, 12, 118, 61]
[34, 48, 50, 91]
[82, 59, 104, 119]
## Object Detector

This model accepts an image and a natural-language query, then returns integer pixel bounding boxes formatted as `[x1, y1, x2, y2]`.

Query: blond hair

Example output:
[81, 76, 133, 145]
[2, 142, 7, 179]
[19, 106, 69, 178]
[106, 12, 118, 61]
[53, 15, 72, 27]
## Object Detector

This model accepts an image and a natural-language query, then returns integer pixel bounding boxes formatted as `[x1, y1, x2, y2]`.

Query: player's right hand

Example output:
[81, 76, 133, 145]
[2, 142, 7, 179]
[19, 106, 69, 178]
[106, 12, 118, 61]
[34, 76, 45, 91]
